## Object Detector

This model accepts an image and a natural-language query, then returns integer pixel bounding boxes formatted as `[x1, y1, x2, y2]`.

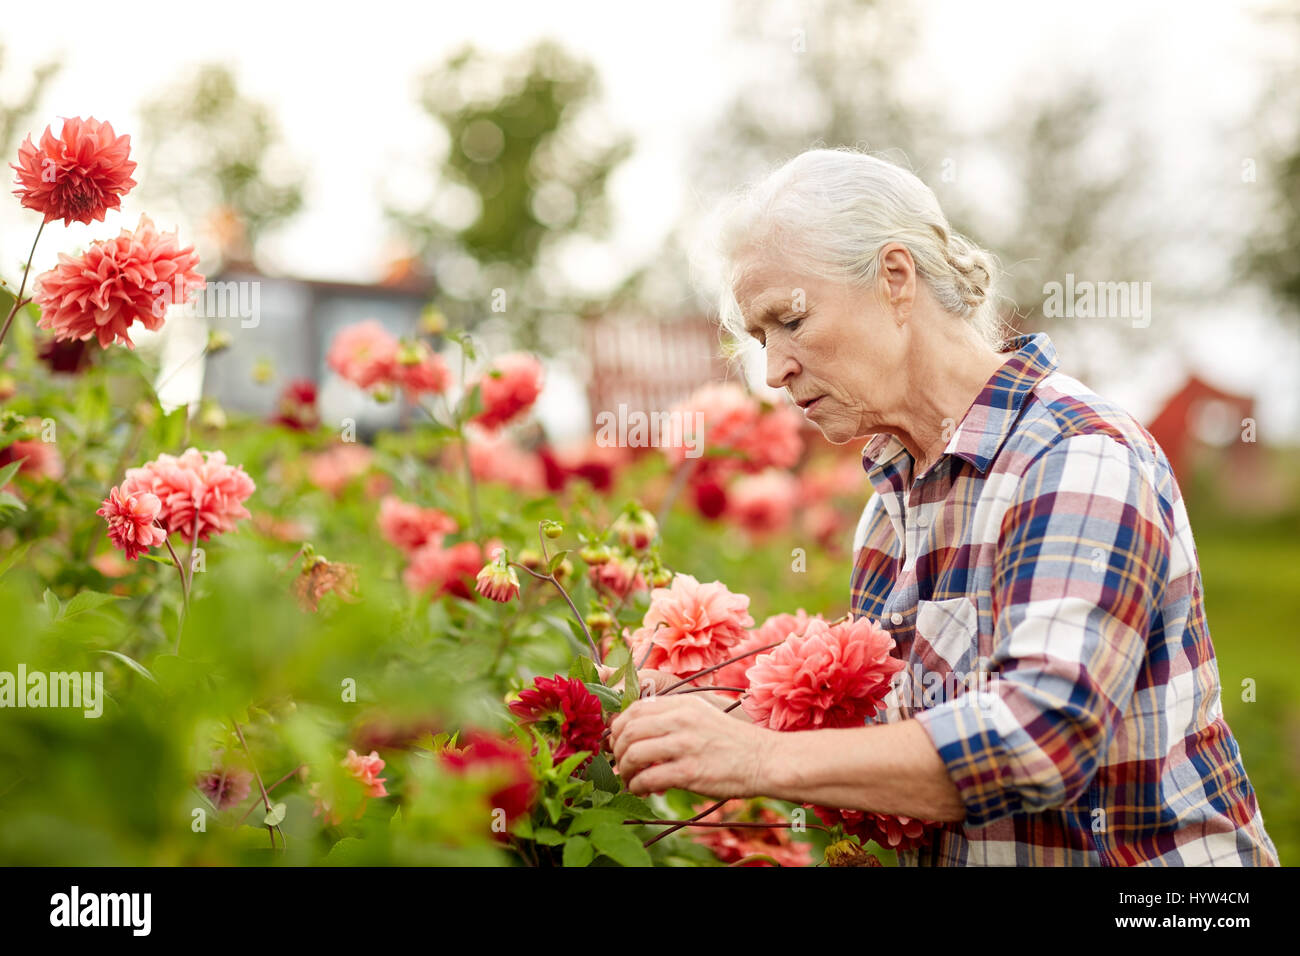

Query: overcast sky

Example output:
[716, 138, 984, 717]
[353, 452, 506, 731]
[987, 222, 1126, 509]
[3, 0, 1297, 438]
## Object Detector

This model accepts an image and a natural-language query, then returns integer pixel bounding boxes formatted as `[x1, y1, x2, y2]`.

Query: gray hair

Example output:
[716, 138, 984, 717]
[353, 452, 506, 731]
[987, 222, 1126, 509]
[700, 147, 1012, 351]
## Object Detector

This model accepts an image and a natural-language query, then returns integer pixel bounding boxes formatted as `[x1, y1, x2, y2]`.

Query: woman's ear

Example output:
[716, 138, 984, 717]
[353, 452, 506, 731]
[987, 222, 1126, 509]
[877, 243, 916, 325]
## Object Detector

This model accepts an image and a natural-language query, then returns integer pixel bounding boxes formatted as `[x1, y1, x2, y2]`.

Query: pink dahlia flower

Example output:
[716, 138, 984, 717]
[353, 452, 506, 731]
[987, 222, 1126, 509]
[727, 469, 800, 537]
[0, 439, 64, 483]
[11, 116, 137, 225]
[119, 447, 255, 543]
[392, 340, 452, 397]
[326, 320, 399, 389]
[402, 540, 485, 600]
[33, 214, 204, 349]
[311, 749, 389, 826]
[742, 616, 905, 731]
[464, 425, 547, 492]
[472, 353, 544, 430]
[587, 553, 647, 601]
[378, 495, 457, 553]
[96, 486, 168, 561]
[710, 610, 823, 697]
[508, 674, 605, 764]
[692, 799, 813, 867]
[305, 443, 373, 497]
[625, 573, 754, 678]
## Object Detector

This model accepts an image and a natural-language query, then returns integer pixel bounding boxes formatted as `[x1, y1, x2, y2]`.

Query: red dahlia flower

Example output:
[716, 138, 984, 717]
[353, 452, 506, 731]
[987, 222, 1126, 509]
[33, 214, 204, 348]
[12, 116, 137, 225]
[439, 730, 537, 829]
[508, 674, 604, 764]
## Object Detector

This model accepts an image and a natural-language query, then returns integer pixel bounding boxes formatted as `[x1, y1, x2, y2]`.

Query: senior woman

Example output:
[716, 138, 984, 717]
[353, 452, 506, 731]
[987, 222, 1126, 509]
[608, 148, 1280, 866]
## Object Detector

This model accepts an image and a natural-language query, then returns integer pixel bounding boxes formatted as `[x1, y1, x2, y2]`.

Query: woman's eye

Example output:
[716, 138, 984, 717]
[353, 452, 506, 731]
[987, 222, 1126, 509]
[783, 317, 803, 332]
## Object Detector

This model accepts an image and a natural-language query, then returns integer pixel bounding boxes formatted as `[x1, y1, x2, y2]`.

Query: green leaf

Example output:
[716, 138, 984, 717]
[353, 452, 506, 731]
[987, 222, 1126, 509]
[139, 551, 175, 566]
[63, 590, 120, 618]
[533, 827, 565, 846]
[585, 753, 620, 793]
[566, 808, 625, 834]
[542, 795, 563, 824]
[0, 542, 30, 578]
[545, 549, 571, 575]
[585, 681, 622, 711]
[264, 802, 287, 827]
[552, 750, 590, 781]
[0, 459, 22, 487]
[605, 793, 657, 820]
[589, 824, 653, 867]
[98, 650, 158, 684]
[569, 655, 598, 684]
[0, 491, 27, 513]
[563, 835, 594, 867]
[43, 588, 60, 620]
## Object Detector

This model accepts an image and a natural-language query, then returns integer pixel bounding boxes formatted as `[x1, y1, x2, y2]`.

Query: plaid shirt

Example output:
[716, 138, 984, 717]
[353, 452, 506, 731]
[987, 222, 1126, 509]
[850, 332, 1279, 866]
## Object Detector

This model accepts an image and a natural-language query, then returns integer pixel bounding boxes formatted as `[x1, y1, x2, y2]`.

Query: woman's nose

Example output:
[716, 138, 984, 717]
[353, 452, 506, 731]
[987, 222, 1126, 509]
[765, 343, 799, 390]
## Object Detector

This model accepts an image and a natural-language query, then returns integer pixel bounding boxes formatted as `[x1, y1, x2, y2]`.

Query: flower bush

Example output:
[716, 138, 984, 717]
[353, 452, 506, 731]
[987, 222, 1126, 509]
[0, 115, 908, 867]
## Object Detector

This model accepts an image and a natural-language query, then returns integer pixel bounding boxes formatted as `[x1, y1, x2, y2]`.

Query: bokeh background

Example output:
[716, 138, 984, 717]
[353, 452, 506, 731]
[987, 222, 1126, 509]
[1, 0, 1297, 864]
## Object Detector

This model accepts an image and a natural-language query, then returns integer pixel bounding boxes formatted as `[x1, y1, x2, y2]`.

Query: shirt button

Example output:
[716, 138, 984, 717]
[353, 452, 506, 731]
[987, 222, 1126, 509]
[915, 513, 929, 528]
[890, 612, 904, 625]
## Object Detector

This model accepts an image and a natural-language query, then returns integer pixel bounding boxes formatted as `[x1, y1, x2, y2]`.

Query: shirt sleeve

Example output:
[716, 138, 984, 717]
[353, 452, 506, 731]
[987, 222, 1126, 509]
[912, 433, 1170, 828]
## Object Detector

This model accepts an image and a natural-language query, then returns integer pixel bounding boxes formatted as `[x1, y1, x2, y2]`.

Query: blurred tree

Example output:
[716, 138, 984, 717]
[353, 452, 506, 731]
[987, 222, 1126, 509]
[0, 42, 59, 161]
[138, 64, 304, 269]
[1240, 5, 1300, 318]
[387, 40, 633, 351]
[629, 0, 1158, 384]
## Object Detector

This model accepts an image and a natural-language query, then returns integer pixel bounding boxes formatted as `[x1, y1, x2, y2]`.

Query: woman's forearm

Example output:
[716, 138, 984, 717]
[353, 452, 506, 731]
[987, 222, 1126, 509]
[759, 719, 968, 823]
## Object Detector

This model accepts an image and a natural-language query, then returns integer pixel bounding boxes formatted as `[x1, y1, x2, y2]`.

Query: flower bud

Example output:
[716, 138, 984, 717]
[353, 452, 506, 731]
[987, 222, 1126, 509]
[252, 358, 274, 384]
[611, 505, 657, 551]
[420, 305, 447, 336]
[650, 568, 673, 588]
[579, 545, 611, 565]
[207, 329, 233, 355]
[475, 556, 520, 603]
[543, 520, 563, 539]
[518, 549, 544, 571]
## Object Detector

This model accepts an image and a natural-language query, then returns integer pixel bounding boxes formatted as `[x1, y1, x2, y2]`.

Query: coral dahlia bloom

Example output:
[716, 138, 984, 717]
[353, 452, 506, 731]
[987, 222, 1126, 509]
[11, 116, 137, 225]
[402, 540, 485, 600]
[439, 730, 537, 828]
[96, 486, 169, 561]
[378, 495, 457, 553]
[508, 674, 605, 764]
[271, 379, 320, 431]
[305, 443, 373, 496]
[392, 341, 452, 397]
[33, 214, 203, 349]
[587, 553, 647, 600]
[742, 616, 905, 731]
[0, 439, 64, 482]
[326, 320, 399, 389]
[710, 610, 823, 697]
[737, 404, 804, 472]
[692, 799, 812, 867]
[625, 573, 754, 678]
[119, 448, 254, 543]
[473, 352, 544, 430]
[344, 749, 389, 799]
[464, 425, 547, 492]
[727, 469, 800, 537]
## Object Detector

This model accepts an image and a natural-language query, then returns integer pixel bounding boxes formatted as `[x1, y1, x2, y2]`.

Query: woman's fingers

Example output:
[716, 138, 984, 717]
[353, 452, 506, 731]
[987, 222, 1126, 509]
[610, 711, 679, 763]
[614, 735, 681, 784]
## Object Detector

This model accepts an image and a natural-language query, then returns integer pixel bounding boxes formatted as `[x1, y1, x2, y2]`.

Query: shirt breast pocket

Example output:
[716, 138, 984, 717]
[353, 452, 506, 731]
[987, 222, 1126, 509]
[913, 595, 980, 681]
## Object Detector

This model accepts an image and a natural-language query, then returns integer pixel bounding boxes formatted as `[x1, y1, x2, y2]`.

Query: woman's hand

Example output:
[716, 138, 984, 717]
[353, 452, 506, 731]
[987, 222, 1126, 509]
[608, 693, 778, 799]
[596, 665, 754, 721]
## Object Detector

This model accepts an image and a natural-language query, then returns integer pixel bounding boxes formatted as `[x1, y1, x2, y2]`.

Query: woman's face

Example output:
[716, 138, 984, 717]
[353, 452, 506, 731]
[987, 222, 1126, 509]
[733, 253, 908, 445]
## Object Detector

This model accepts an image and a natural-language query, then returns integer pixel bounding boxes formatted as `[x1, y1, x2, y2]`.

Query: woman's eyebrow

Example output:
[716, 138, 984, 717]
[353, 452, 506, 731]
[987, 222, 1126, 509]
[744, 300, 789, 336]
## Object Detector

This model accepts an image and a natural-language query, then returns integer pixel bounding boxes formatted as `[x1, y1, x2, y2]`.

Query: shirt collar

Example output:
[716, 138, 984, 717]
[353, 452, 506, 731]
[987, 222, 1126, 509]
[861, 331, 1059, 482]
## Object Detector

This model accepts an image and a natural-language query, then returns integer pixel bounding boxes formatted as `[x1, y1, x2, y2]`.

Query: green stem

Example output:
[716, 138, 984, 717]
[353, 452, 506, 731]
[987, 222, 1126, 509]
[0, 219, 47, 353]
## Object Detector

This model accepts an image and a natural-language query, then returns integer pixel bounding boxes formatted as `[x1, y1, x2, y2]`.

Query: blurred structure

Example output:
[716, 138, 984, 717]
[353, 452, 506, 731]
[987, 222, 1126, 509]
[1146, 375, 1282, 513]
[199, 267, 434, 435]
[582, 314, 731, 419]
